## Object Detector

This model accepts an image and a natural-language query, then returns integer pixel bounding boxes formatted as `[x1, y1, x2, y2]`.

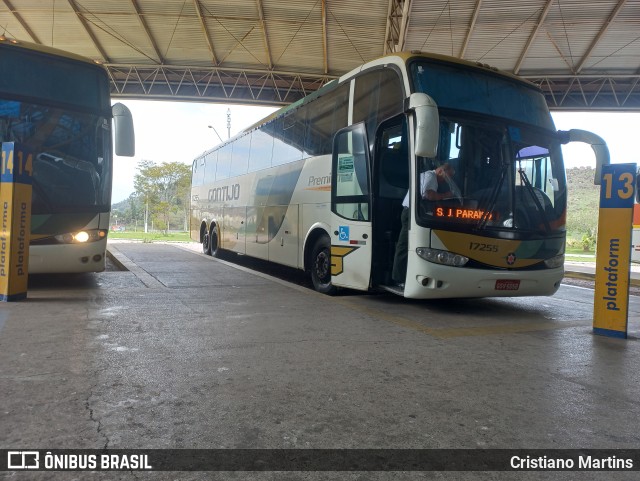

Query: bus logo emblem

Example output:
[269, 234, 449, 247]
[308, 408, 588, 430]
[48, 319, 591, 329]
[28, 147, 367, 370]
[506, 253, 517, 265]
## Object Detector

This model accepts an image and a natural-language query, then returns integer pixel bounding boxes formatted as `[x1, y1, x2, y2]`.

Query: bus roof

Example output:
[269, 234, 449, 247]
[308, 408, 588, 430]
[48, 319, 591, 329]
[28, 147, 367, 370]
[0, 36, 105, 70]
[199, 50, 544, 157]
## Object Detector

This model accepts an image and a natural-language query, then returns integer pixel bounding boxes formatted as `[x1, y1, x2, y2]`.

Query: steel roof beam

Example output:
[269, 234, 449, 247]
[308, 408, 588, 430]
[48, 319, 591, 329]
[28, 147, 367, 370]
[459, 0, 482, 59]
[384, 0, 411, 54]
[546, 31, 576, 72]
[525, 74, 640, 110]
[106, 64, 334, 105]
[321, 0, 328, 73]
[67, 0, 110, 62]
[1, 0, 40, 43]
[514, 0, 554, 74]
[576, 0, 628, 74]
[256, 0, 273, 69]
[104, 61, 640, 111]
[193, 0, 218, 66]
[384, 0, 399, 54]
[130, 0, 164, 64]
[396, 0, 411, 53]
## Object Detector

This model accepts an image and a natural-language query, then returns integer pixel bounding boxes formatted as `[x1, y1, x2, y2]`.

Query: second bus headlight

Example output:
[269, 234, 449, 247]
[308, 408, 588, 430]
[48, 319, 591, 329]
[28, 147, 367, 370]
[544, 254, 565, 269]
[54, 229, 107, 244]
[416, 247, 469, 267]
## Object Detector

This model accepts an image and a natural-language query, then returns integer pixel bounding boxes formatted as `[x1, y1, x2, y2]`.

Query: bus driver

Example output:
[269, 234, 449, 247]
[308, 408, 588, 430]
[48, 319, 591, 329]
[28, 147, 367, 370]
[391, 163, 456, 288]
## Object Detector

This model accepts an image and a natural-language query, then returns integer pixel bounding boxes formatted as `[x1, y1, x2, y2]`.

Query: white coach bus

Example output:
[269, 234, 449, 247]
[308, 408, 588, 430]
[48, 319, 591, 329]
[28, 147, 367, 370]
[191, 51, 609, 298]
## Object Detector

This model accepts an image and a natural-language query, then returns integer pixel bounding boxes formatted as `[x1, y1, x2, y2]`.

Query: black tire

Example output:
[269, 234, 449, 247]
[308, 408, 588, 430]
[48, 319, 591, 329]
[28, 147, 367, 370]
[209, 226, 220, 257]
[310, 236, 336, 295]
[202, 231, 212, 255]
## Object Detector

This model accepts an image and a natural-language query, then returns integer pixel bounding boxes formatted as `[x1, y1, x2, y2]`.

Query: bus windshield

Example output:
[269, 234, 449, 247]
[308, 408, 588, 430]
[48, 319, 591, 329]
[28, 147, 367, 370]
[409, 59, 554, 131]
[416, 116, 567, 234]
[0, 99, 111, 214]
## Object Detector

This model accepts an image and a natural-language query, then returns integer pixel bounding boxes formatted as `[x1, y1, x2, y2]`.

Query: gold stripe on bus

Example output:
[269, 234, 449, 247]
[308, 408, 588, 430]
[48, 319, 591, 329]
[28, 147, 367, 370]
[330, 246, 359, 276]
[433, 230, 542, 268]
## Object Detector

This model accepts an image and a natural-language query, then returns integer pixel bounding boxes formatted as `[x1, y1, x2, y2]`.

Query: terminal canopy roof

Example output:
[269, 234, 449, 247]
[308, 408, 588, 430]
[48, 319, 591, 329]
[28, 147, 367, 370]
[1, 0, 639, 110]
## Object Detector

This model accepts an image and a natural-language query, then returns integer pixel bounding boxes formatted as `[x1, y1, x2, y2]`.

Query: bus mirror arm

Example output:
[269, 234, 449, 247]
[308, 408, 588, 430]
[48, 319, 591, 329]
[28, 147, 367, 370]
[407, 93, 439, 158]
[112, 102, 136, 157]
[557, 129, 609, 185]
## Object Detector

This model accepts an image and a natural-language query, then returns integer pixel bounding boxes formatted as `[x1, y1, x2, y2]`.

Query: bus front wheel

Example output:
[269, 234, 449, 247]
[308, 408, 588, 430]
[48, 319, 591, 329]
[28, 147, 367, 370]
[209, 226, 220, 257]
[310, 236, 336, 295]
[202, 231, 212, 255]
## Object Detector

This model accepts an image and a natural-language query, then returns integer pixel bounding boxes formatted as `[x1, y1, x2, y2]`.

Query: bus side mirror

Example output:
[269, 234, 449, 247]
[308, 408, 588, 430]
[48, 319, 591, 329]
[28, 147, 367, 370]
[112, 102, 135, 157]
[558, 129, 609, 185]
[408, 93, 439, 158]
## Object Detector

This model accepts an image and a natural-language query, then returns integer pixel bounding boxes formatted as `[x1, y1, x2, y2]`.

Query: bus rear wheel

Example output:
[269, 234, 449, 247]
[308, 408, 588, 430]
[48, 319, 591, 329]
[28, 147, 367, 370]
[310, 236, 336, 295]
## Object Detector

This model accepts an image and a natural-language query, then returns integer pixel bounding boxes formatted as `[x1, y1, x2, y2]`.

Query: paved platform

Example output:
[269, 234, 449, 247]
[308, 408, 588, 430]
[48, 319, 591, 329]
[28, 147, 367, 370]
[565, 260, 640, 286]
[2, 242, 640, 480]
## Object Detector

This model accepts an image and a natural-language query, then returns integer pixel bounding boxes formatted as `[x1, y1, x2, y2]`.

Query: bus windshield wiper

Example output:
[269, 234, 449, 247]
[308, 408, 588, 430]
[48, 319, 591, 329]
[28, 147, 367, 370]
[477, 163, 506, 230]
[517, 163, 551, 232]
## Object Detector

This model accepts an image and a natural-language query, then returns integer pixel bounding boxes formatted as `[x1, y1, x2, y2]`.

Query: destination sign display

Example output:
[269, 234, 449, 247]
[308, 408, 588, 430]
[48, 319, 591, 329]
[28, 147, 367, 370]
[434, 207, 494, 221]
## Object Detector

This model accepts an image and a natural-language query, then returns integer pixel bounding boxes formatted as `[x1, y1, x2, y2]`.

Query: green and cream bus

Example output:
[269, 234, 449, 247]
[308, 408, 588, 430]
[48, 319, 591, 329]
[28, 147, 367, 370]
[0, 37, 134, 273]
[191, 51, 608, 298]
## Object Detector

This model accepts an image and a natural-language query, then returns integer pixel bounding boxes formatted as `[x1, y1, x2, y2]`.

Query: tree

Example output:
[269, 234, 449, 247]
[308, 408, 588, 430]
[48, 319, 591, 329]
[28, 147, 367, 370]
[118, 192, 145, 231]
[134, 160, 191, 234]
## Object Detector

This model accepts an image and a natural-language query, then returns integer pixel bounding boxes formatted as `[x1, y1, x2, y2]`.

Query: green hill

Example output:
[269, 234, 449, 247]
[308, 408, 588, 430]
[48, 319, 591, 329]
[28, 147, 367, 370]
[566, 167, 599, 247]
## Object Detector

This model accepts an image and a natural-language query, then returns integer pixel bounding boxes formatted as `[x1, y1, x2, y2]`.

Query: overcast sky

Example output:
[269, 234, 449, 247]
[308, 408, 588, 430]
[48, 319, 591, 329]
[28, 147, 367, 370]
[112, 99, 277, 203]
[111, 99, 640, 204]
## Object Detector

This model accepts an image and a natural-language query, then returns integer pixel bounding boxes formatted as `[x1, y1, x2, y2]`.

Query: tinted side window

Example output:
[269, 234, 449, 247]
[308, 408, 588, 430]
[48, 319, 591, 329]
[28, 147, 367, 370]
[230, 132, 251, 177]
[204, 150, 217, 184]
[353, 68, 404, 140]
[215, 144, 232, 181]
[248, 129, 273, 172]
[192, 158, 205, 187]
[305, 83, 349, 156]
[271, 117, 303, 166]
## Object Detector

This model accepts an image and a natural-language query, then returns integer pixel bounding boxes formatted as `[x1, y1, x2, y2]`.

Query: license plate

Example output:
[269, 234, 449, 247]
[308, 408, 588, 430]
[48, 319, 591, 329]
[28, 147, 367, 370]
[495, 280, 520, 290]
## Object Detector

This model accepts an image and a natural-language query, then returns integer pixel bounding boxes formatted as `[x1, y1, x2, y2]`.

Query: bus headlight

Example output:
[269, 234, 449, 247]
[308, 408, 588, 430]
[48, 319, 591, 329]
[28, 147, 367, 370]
[416, 247, 469, 267]
[74, 231, 90, 243]
[544, 254, 564, 269]
[54, 229, 107, 244]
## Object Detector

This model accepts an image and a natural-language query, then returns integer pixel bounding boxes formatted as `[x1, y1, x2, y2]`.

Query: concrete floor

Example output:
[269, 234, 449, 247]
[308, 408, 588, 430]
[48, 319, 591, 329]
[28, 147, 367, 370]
[1, 242, 640, 480]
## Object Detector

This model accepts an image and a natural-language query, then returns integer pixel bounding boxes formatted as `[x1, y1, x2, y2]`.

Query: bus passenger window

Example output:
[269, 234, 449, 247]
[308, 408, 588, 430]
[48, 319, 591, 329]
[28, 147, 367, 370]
[248, 129, 273, 172]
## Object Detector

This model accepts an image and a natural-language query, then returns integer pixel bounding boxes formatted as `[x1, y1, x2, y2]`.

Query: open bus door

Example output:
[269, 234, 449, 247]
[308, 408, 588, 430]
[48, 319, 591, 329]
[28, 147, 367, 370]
[330, 124, 373, 290]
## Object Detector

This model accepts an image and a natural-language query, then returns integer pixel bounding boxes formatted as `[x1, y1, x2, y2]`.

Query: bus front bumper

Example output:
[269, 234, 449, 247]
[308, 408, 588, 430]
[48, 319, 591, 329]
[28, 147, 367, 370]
[403, 260, 564, 299]
[28, 241, 107, 274]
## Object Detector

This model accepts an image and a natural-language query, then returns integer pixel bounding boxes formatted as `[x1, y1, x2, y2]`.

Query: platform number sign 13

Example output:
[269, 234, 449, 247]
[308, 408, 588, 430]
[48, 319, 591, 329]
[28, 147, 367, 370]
[600, 164, 635, 208]
[593, 162, 637, 339]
